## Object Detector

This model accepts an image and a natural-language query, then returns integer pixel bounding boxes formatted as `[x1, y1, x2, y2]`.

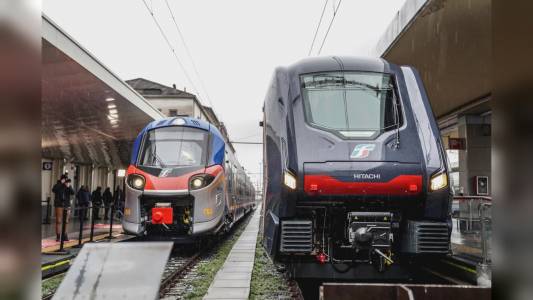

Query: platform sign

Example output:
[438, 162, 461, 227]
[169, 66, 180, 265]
[42, 161, 53, 171]
[53, 242, 172, 300]
[448, 138, 466, 150]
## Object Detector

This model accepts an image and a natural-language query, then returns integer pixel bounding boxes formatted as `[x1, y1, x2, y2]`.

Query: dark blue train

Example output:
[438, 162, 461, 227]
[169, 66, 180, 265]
[261, 57, 452, 279]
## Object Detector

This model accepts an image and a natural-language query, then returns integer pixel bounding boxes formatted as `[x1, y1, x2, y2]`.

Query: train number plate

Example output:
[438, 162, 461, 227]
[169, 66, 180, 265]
[152, 207, 173, 224]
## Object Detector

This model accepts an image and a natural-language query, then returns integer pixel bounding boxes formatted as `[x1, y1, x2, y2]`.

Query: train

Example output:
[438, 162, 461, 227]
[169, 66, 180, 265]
[122, 117, 255, 241]
[261, 56, 452, 279]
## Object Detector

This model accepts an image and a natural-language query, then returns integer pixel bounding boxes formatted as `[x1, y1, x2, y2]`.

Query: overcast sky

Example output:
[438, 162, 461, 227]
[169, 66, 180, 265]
[43, 0, 404, 186]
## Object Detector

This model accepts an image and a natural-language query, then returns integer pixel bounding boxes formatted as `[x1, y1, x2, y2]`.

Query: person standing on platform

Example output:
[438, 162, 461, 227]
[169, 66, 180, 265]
[60, 179, 75, 241]
[103, 187, 113, 221]
[91, 187, 103, 220]
[76, 185, 90, 221]
[52, 175, 66, 241]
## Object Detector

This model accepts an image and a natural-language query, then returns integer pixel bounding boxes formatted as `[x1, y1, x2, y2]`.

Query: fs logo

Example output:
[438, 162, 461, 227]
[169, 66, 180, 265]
[350, 144, 375, 159]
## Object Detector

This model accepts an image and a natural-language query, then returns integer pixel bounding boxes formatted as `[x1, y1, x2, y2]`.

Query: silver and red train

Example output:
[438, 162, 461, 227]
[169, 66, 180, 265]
[122, 117, 255, 240]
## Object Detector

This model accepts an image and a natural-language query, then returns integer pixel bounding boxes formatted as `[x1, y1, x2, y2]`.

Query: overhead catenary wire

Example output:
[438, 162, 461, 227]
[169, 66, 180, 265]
[317, 0, 343, 55]
[141, 0, 201, 100]
[163, 0, 215, 109]
[307, 0, 330, 56]
[233, 131, 261, 141]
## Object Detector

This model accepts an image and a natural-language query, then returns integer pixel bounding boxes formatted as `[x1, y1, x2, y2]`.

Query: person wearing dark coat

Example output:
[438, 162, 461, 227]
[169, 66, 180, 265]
[76, 185, 91, 221]
[59, 179, 75, 241]
[52, 175, 66, 241]
[91, 187, 103, 220]
[103, 187, 113, 220]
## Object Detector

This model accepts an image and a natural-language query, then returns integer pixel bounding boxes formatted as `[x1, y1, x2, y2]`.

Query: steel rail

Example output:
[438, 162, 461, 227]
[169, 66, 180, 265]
[159, 251, 202, 298]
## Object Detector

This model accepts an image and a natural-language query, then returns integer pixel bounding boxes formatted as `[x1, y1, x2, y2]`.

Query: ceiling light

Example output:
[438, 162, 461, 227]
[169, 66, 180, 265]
[105, 97, 115, 102]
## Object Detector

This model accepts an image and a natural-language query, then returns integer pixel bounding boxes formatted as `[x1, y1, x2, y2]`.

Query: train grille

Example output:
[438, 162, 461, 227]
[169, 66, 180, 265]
[280, 220, 313, 253]
[409, 221, 450, 253]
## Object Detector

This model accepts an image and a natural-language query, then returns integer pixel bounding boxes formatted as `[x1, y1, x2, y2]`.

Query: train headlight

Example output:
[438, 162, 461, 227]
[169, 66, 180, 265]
[284, 171, 297, 190]
[192, 177, 204, 188]
[127, 174, 146, 190]
[430, 172, 448, 191]
[189, 174, 215, 190]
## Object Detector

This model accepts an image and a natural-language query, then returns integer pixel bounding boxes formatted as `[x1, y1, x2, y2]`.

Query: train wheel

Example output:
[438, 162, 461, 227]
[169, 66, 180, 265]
[222, 214, 233, 234]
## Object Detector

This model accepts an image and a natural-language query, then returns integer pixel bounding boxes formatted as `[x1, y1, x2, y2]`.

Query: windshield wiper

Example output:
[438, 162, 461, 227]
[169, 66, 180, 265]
[150, 146, 167, 168]
[153, 153, 167, 168]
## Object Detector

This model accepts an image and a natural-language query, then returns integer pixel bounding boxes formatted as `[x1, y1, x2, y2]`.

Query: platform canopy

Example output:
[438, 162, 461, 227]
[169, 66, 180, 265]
[42, 15, 164, 167]
[374, 0, 490, 121]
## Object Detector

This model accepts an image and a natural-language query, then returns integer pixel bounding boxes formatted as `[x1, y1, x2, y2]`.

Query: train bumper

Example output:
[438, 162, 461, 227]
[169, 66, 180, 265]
[191, 209, 225, 235]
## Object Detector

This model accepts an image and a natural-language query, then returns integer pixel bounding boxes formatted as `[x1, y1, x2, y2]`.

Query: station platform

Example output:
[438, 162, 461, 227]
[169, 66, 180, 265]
[42, 217, 123, 252]
[203, 206, 261, 300]
[41, 217, 132, 278]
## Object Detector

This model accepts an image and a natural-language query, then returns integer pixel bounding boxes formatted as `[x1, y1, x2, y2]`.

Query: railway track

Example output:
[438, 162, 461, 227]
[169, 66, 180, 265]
[287, 278, 305, 300]
[159, 213, 253, 299]
[286, 255, 483, 299]
[159, 250, 202, 298]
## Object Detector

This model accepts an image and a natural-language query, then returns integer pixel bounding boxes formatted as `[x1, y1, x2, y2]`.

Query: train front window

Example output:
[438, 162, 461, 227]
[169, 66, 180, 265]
[301, 72, 401, 139]
[139, 126, 208, 168]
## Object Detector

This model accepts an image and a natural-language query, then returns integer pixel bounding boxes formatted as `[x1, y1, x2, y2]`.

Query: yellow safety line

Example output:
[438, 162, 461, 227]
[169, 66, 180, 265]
[41, 233, 126, 273]
[41, 232, 123, 253]
[442, 259, 477, 274]
[42, 259, 71, 272]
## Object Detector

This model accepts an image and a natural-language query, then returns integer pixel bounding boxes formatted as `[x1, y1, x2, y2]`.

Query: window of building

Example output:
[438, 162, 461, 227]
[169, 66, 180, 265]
[168, 109, 178, 117]
[142, 88, 162, 95]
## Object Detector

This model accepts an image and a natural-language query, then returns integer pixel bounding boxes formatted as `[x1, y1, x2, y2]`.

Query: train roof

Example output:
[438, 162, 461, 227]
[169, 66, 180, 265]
[130, 117, 226, 165]
[140, 117, 223, 138]
[286, 56, 396, 76]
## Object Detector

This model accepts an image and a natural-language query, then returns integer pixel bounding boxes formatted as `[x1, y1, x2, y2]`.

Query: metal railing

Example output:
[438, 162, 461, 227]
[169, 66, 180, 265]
[478, 201, 491, 265]
[453, 196, 492, 267]
[452, 196, 492, 233]
[42, 197, 52, 224]
[44, 203, 121, 255]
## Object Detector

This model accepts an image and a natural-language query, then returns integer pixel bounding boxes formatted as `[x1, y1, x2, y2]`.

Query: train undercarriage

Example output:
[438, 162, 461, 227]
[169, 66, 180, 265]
[277, 202, 451, 278]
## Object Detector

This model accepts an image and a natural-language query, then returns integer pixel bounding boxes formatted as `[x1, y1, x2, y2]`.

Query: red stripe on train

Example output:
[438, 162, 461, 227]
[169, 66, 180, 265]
[304, 174, 422, 196]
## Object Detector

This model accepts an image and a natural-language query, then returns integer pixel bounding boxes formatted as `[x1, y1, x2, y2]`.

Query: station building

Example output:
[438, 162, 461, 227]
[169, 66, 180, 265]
[375, 0, 491, 197]
[126, 78, 204, 119]
[126, 77, 235, 150]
